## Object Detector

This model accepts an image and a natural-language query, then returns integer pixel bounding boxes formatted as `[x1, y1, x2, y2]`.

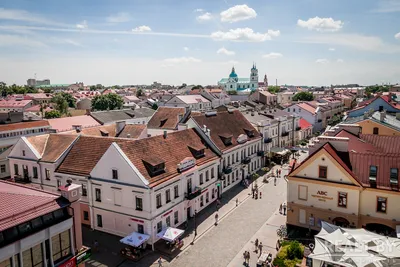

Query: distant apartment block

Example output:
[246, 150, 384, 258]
[27, 78, 50, 86]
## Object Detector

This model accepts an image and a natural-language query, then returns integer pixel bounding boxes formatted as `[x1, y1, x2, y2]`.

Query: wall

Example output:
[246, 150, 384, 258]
[359, 189, 400, 222]
[348, 97, 399, 117]
[358, 120, 400, 136]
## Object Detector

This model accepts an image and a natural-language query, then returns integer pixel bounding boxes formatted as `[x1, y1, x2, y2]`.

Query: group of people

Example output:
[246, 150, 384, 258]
[242, 239, 266, 266]
[251, 184, 261, 199]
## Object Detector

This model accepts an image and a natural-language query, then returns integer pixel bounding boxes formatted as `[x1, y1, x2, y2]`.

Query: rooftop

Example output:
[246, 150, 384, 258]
[26, 134, 78, 162]
[0, 100, 32, 108]
[175, 95, 210, 104]
[344, 111, 400, 132]
[118, 124, 146, 139]
[299, 118, 312, 129]
[0, 120, 50, 133]
[47, 115, 100, 132]
[147, 107, 186, 129]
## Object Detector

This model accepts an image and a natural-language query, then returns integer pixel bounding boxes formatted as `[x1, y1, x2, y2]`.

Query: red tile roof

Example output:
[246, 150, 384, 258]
[118, 124, 146, 139]
[47, 115, 100, 132]
[0, 120, 50, 133]
[299, 118, 312, 129]
[147, 107, 186, 130]
[191, 110, 261, 151]
[26, 134, 78, 162]
[0, 100, 32, 108]
[0, 181, 66, 231]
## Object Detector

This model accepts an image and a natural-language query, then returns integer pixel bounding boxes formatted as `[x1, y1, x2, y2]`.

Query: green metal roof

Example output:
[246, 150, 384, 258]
[35, 84, 70, 88]
[219, 78, 251, 84]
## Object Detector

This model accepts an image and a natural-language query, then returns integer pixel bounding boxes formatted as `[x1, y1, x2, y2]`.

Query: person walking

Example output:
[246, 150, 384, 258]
[158, 257, 163, 267]
[279, 203, 283, 214]
[278, 169, 281, 177]
[274, 176, 277, 186]
[93, 240, 99, 252]
[236, 198, 239, 207]
[215, 213, 219, 225]
[243, 251, 247, 264]
[246, 251, 250, 266]
[254, 238, 259, 252]
[258, 242, 263, 257]
[259, 191, 262, 199]
[283, 203, 287, 215]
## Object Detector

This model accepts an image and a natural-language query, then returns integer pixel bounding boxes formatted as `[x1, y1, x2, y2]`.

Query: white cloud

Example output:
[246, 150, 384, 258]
[297, 17, 344, 32]
[263, 52, 283, 59]
[315, 58, 329, 64]
[106, 12, 131, 23]
[0, 8, 67, 27]
[217, 47, 235, 55]
[194, 8, 204, 12]
[300, 33, 400, 53]
[197, 12, 212, 22]
[211, 28, 279, 42]
[395, 32, 400, 40]
[76, 20, 88, 29]
[0, 34, 46, 48]
[220, 4, 257, 23]
[329, 47, 336, 51]
[372, 0, 400, 13]
[132, 25, 152, 32]
[183, 47, 189, 51]
[164, 57, 201, 63]
[267, 29, 281, 37]
[220, 60, 239, 65]
[337, 59, 344, 63]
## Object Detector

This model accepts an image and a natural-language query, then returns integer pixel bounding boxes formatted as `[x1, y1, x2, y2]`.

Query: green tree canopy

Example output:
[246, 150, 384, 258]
[292, 92, 314, 101]
[91, 93, 123, 111]
[90, 85, 97, 91]
[191, 85, 203, 90]
[43, 88, 53, 94]
[44, 110, 61, 119]
[51, 94, 69, 115]
[136, 89, 143, 97]
[151, 103, 158, 110]
[268, 86, 280, 94]
[60, 92, 76, 108]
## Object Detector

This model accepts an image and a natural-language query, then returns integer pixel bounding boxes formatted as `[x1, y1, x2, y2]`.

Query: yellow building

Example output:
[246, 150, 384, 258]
[287, 127, 400, 236]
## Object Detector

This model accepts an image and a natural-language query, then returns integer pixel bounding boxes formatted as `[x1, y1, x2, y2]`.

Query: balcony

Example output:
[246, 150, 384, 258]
[281, 132, 289, 137]
[185, 187, 201, 200]
[264, 138, 272, 144]
[295, 126, 301, 131]
[257, 150, 265, 157]
[223, 166, 233, 174]
[242, 157, 251, 164]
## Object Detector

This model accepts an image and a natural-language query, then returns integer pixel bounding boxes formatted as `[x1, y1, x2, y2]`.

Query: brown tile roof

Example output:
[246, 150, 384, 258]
[56, 136, 129, 176]
[118, 129, 218, 187]
[359, 134, 400, 153]
[147, 107, 186, 130]
[0, 120, 50, 132]
[0, 181, 66, 231]
[26, 134, 78, 162]
[118, 124, 146, 139]
[191, 110, 261, 151]
[297, 103, 316, 115]
[62, 124, 118, 137]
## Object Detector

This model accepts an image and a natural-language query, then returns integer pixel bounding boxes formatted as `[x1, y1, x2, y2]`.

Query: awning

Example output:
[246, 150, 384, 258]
[156, 227, 184, 242]
[270, 147, 290, 155]
[120, 232, 150, 247]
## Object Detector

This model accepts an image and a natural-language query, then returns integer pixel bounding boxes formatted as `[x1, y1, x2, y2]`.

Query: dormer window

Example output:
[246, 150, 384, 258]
[159, 118, 168, 127]
[390, 168, 398, 185]
[244, 128, 255, 138]
[188, 145, 205, 159]
[219, 134, 232, 146]
[100, 130, 109, 137]
[143, 157, 165, 177]
[369, 165, 377, 183]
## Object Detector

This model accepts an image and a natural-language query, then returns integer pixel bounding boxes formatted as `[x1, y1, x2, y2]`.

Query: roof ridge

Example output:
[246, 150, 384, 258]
[0, 180, 61, 197]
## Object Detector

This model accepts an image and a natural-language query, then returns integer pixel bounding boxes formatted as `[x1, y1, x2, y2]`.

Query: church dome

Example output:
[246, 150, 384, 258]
[229, 67, 238, 78]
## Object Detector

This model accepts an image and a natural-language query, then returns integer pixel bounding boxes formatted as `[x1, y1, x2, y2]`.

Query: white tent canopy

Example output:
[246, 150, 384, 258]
[309, 222, 400, 267]
[120, 232, 150, 247]
[156, 227, 184, 242]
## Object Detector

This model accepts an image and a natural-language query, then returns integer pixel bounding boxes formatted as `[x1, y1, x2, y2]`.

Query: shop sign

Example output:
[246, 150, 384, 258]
[163, 209, 173, 217]
[58, 256, 76, 267]
[130, 218, 144, 224]
[311, 190, 333, 202]
[76, 248, 92, 265]
[177, 157, 196, 172]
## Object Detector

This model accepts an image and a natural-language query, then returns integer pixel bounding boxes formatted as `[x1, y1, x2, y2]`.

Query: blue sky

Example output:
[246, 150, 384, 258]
[0, 0, 400, 86]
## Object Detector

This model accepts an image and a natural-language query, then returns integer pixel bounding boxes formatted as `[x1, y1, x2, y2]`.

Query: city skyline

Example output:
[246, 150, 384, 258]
[0, 0, 400, 86]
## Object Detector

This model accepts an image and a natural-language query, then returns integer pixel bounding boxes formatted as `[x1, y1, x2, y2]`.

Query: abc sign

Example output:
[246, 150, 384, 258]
[317, 191, 327, 196]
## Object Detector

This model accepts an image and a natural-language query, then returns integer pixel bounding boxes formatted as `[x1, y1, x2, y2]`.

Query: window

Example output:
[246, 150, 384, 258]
[377, 197, 387, 213]
[319, 166, 327, 179]
[373, 127, 379, 135]
[200, 173, 204, 185]
[33, 167, 38, 178]
[211, 168, 215, 178]
[232, 153, 235, 163]
[206, 192, 209, 203]
[157, 221, 162, 233]
[174, 185, 179, 198]
[174, 211, 179, 224]
[200, 195, 204, 207]
[390, 168, 398, 184]
[97, 214, 103, 227]
[298, 185, 308, 200]
[338, 192, 347, 208]
[112, 169, 118, 180]
[0, 165, 5, 173]
[51, 230, 71, 263]
[166, 189, 171, 203]
[45, 168, 50, 180]
[212, 188, 215, 199]
[156, 194, 162, 208]
[166, 216, 171, 227]
[82, 184, 87, 196]
[206, 170, 209, 182]
[14, 164, 18, 175]
[95, 188, 101, 202]
[236, 170, 239, 181]
[114, 190, 122, 206]
[83, 211, 89, 221]
[22, 242, 43, 267]
[369, 165, 377, 181]
[57, 180, 61, 191]
[232, 171, 235, 181]
[138, 224, 144, 234]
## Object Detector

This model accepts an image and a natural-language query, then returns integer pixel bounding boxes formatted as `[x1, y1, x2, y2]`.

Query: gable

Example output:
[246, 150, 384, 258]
[291, 149, 359, 186]
[90, 142, 149, 187]
[166, 96, 186, 105]
[9, 137, 41, 160]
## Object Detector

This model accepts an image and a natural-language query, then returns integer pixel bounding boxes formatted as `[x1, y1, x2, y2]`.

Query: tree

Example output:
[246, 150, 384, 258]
[106, 93, 123, 110]
[44, 110, 61, 119]
[91, 95, 109, 111]
[227, 90, 238, 95]
[43, 88, 53, 94]
[292, 92, 314, 101]
[0, 82, 8, 97]
[152, 103, 158, 110]
[91, 94, 123, 111]
[191, 85, 203, 90]
[90, 85, 97, 91]
[136, 89, 143, 97]
[268, 86, 280, 94]
[60, 92, 76, 108]
[25, 86, 38, 93]
[51, 94, 69, 115]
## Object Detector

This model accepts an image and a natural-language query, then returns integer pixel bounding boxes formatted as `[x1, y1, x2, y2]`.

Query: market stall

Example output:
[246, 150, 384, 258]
[155, 227, 185, 255]
[119, 232, 150, 261]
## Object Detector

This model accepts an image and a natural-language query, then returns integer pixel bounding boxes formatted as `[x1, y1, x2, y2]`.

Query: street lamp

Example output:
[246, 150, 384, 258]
[194, 209, 197, 236]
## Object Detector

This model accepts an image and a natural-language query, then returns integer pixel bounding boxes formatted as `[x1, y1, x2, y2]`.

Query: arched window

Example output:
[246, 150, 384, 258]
[373, 127, 379, 135]
[230, 85, 233, 89]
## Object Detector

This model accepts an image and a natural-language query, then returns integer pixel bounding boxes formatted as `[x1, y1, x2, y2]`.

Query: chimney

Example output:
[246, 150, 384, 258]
[203, 125, 207, 133]
[379, 110, 386, 122]
[206, 128, 211, 138]
[396, 113, 400, 120]
[363, 111, 368, 119]
[127, 134, 131, 138]
[72, 125, 82, 133]
[163, 130, 167, 139]
[116, 121, 126, 134]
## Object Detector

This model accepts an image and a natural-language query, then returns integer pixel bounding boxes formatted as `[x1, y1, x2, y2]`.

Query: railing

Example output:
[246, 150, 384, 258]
[264, 138, 272, 143]
[223, 166, 233, 174]
[281, 132, 289, 137]
[242, 157, 251, 164]
[185, 187, 201, 200]
[257, 150, 265, 157]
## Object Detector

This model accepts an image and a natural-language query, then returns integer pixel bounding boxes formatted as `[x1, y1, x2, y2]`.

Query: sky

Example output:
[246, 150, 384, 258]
[0, 0, 400, 86]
